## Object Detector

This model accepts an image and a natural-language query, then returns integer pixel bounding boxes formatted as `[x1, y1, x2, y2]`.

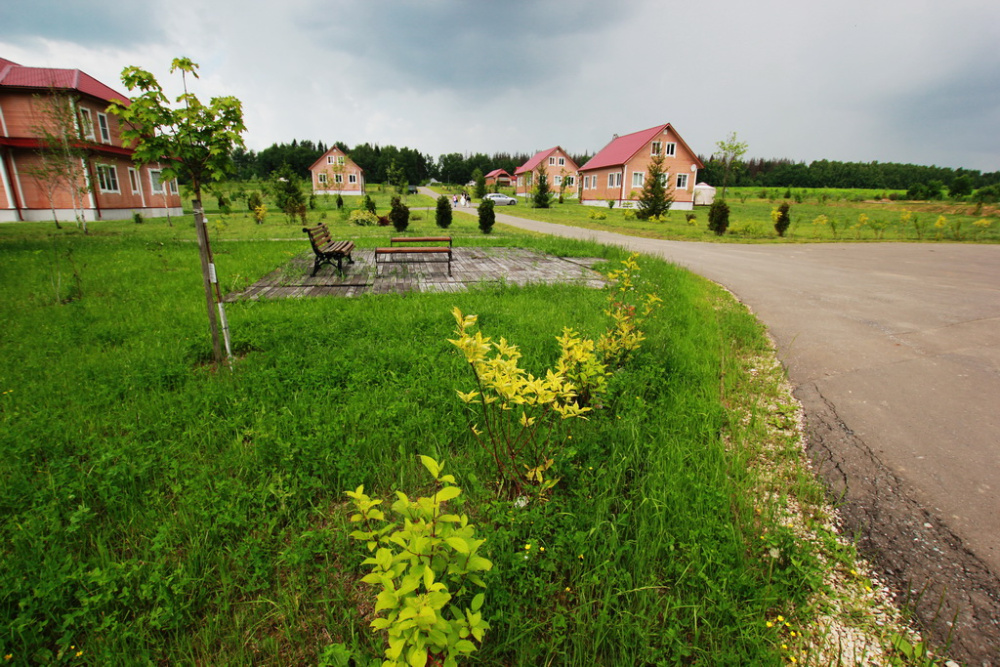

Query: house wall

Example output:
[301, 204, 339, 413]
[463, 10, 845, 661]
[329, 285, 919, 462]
[515, 148, 579, 198]
[0, 89, 183, 221]
[309, 148, 365, 195]
[580, 126, 700, 211]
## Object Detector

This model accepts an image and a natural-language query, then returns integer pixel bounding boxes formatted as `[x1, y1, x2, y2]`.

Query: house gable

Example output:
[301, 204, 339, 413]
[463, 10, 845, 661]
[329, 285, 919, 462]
[308, 146, 365, 194]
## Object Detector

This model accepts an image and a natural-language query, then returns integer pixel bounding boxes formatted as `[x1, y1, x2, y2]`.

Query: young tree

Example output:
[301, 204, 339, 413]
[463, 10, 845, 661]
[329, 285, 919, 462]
[773, 201, 791, 237]
[708, 199, 730, 236]
[387, 159, 407, 195]
[389, 195, 410, 232]
[716, 131, 748, 198]
[472, 168, 486, 199]
[532, 162, 550, 208]
[435, 194, 453, 229]
[478, 197, 495, 234]
[270, 163, 306, 223]
[108, 57, 246, 366]
[23, 91, 91, 232]
[635, 153, 674, 220]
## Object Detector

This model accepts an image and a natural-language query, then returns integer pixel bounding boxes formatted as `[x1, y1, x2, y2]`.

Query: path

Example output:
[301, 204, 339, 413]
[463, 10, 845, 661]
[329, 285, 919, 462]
[491, 210, 1000, 663]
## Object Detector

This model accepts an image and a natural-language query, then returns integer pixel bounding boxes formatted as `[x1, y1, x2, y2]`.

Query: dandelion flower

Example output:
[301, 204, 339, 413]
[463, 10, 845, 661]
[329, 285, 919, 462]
[524, 544, 531, 550]
[766, 621, 774, 628]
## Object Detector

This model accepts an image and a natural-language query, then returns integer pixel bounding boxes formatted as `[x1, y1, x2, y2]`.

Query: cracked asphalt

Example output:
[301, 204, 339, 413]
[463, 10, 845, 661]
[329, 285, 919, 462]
[492, 211, 1000, 664]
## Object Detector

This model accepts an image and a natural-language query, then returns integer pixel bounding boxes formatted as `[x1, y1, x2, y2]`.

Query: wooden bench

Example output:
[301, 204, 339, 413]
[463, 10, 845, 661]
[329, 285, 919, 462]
[302, 223, 355, 277]
[375, 236, 452, 276]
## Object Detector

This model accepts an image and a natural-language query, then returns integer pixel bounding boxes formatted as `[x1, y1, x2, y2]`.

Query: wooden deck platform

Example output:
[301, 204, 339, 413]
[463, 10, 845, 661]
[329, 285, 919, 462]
[224, 247, 608, 301]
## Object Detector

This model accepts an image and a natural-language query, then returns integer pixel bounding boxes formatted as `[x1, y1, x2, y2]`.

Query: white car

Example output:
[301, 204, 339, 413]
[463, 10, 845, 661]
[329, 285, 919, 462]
[483, 193, 517, 206]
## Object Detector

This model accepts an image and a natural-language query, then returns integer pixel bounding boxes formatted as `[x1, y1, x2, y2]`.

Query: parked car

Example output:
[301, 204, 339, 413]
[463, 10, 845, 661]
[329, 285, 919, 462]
[484, 193, 517, 206]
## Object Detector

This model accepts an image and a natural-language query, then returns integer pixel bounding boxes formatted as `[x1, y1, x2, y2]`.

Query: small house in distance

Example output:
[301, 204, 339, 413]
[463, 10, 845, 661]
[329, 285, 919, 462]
[578, 124, 703, 211]
[0, 56, 183, 222]
[514, 147, 578, 199]
[484, 168, 511, 188]
[308, 146, 365, 196]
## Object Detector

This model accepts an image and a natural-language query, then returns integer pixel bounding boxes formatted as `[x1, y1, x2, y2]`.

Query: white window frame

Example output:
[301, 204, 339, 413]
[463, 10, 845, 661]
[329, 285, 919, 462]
[150, 169, 165, 194]
[96, 164, 119, 193]
[553, 175, 562, 185]
[334, 173, 343, 184]
[664, 142, 676, 157]
[318, 172, 328, 184]
[632, 172, 645, 188]
[327, 156, 335, 164]
[548, 157, 556, 166]
[608, 172, 621, 188]
[348, 173, 357, 184]
[128, 167, 141, 194]
[676, 173, 689, 189]
[651, 141, 662, 156]
[558, 157, 565, 166]
[169, 179, 178, 194]
[337, 156, 345, 166]
[97, 112, 111, 143]
[79, 108, 95, 140]
[564, 175, 574, 187]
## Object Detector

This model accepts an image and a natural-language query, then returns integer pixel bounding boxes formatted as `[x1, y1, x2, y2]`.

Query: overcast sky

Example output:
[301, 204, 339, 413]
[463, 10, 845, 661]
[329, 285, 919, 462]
[3, 0, 998, 171]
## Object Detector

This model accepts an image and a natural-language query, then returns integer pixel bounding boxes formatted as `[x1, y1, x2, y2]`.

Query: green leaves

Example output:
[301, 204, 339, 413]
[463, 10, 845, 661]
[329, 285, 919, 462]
[345, 456, 491, 666]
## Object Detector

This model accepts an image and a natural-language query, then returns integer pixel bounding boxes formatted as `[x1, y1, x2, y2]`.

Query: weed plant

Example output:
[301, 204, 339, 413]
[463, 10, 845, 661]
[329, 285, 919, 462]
[0, 217, 883, 664]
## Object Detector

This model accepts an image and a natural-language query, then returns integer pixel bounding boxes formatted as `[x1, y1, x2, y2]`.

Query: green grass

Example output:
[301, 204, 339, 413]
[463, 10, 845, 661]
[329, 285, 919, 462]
[495, 188, 1000, 243]
[0, 214, 913, 665]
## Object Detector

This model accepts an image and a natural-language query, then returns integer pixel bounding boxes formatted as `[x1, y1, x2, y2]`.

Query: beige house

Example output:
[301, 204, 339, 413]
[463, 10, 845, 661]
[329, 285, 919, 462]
[308, 147, 365, 196]
[578, 124, 703, 211]
[513, 147, 578, 199]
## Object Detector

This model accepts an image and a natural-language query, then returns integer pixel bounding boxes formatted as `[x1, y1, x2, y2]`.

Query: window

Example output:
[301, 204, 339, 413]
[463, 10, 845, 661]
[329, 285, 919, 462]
[564, 176, 574, 187]
[607, 172, 621, 188]
[97, 112, 111, 143]
[150, 169, 164, 194]
[664, 142, 676, 157]
[318, 173, 328, 184]
[632, 172, 645, 188]
[348, 174, 357, 184]
[128, 167, 141, 194]
[651, 141, 662, 156]
[337, 156, 345, 166]
[676, 173, 689, 189]
[548, 157, 556, 166]
[96, 164, 119, 193]
[169, 179, 178, 194]
[327, 156, 335, 164]
[334, 174, 343, 184]
[558, 157, 565, 166]
[553, 175, 562, 185]
[79, 108, 95, 140]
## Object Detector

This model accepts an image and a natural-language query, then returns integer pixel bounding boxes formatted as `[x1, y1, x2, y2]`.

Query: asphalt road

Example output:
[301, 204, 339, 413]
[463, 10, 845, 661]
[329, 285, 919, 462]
[492, 210, 1000, 663]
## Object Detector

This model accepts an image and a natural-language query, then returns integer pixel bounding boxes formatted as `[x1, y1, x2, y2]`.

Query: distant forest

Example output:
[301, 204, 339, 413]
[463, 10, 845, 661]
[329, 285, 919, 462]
[227, 139, 999, 197]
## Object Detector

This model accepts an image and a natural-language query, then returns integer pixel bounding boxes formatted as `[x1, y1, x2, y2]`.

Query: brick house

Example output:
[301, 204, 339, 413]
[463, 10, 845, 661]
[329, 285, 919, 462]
[0, 57, 183, 223]
[484, 168, 511, 188]
[578, 124, 703, 211]
[513, 147, 578, 199]
[308, 146, 365, 196]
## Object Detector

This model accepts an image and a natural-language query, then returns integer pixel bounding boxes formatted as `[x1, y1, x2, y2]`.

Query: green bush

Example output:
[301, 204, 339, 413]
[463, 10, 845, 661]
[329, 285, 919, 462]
[389, 196, 409, 233]
[436, 195, 453, 229]
[364, 195, 377, 214]
[774, 202, 791, 237]
[349, 210, 378, 226]
[708, 199, 730, 236]
[478, 198, 495, 234]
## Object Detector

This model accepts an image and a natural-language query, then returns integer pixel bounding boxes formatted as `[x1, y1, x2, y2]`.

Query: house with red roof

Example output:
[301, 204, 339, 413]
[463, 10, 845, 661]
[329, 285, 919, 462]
[0, 56, 183, 223]
[484, 168, 511, 188]
[514, 147, 579, 199]
[308, 146, 365, 196]
[578, 124, 703, 211]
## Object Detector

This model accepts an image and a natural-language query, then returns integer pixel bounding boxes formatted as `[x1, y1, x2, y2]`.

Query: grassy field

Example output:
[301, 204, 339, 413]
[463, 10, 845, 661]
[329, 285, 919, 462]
[0, 207, 933, 665]
[489, 188, 1000, 244]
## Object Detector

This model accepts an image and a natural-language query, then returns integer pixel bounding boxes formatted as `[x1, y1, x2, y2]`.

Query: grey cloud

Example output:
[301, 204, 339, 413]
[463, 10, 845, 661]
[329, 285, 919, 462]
[1, 1, 164, 47]
[295, 0, 637, 93]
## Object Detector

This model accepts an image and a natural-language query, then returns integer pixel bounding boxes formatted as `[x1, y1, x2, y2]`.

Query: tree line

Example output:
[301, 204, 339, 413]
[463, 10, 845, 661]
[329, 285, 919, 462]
[697, 155, 1000, 193]
[228, 140, 593, 186]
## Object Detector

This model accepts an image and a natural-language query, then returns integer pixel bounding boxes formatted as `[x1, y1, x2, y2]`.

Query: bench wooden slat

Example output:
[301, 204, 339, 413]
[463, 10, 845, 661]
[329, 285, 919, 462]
[302, 224, 355, 277]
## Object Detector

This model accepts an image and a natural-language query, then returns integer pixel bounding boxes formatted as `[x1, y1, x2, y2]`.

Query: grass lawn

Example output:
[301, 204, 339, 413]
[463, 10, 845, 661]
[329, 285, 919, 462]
[493, 188, 1000, 244]
[0, 212, 930, 665]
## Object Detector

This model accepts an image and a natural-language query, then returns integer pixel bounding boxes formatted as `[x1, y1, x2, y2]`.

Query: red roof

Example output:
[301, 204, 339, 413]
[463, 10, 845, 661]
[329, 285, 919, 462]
[514, 147, 560, 175]
[580, 123, 704, 171]
[485, 168, 510, 179]
[0, 57, 129, 105]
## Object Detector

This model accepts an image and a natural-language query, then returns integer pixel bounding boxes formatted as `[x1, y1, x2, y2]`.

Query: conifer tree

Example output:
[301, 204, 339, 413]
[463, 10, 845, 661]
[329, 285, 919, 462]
[533, 162, 550, 208]
[636, 153, 673, 220]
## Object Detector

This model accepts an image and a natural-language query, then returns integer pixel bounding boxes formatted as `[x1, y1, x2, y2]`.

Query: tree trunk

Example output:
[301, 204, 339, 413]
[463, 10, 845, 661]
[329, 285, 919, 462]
[193, 198, 224, 365]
